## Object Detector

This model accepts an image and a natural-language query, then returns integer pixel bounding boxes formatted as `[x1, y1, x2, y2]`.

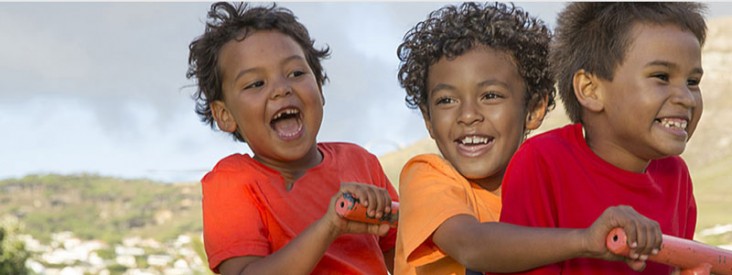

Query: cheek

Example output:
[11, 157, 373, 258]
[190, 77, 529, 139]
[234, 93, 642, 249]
[490, 105, 525, 129]
[430, 111, 456, 138]
[689, 95, 703, 133]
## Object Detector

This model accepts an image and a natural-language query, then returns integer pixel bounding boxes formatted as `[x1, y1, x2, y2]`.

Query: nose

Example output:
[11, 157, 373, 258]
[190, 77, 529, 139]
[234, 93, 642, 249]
[671, 84, 698, 109]
[458, 100, 484, 126]
[269, 77, 292, 100]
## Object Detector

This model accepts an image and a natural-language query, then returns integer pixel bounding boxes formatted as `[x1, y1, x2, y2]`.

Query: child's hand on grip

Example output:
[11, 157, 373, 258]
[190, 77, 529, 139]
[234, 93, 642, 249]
[324, 182, 392, 236]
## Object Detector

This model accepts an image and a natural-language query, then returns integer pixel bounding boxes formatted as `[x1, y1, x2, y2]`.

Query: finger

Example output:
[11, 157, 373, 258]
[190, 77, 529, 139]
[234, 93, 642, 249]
[380, 188, 392, 214]
[637, 218, 656, 257]
[623, 218, 640, 260]
[625, 258, 647, 272]
[347, 221, 389, 236]
[363, 186, 380, 219]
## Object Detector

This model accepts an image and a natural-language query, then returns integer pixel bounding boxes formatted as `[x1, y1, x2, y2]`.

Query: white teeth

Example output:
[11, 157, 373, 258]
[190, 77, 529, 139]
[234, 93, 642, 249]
[460, 136, 489, 145]
[273, 109, 299, 120]
[659, 118, 688, 130]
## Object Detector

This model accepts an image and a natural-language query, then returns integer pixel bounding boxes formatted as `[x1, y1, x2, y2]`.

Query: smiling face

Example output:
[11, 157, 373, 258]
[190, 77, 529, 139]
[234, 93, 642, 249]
[424, 45, 540, 189]
[212, 30, 324, 169]
[586, 23, 703, 172]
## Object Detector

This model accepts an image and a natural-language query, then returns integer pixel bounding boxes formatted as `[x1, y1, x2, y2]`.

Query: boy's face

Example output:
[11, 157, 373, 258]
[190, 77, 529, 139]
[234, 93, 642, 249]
[424, 45, 530, 187]
[213, 30, 324, 165]
[591, 23, 702, 166]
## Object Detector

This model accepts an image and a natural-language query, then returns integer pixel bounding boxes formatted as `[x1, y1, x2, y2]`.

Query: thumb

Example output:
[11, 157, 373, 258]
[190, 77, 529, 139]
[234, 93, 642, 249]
[367, 223, 390, 236]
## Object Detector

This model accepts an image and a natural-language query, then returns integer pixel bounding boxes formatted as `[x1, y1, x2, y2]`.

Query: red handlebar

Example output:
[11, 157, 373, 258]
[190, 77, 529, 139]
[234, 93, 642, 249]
[334, 192, 399, 227]
[606, 228, 732, 275]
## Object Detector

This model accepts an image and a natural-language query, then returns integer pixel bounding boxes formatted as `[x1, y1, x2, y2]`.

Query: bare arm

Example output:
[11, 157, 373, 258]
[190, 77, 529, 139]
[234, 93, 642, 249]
[218, 182, 393, 275]
[432, 206, 662, 272]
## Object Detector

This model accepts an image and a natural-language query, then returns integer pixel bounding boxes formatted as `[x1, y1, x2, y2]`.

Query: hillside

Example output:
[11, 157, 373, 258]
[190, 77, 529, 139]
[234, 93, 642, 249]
[378, 17, 732, 241]
[0, 174, 202, 244]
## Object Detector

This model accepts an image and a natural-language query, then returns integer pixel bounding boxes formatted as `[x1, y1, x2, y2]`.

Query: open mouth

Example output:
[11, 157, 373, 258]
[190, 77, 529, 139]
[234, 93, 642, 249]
[654, 117, 688, 131]
[270, 107, 303, 139]
[456, 135, 494, 145]
[454, 134, 495, 157]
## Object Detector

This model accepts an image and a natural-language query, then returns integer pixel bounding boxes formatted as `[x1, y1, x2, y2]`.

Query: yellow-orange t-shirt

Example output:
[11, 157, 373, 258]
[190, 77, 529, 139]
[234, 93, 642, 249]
[394, 154, 501, 275]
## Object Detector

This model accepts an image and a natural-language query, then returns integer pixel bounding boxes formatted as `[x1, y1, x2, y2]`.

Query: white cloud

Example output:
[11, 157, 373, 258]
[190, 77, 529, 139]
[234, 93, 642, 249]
[2, 2, 730, 182]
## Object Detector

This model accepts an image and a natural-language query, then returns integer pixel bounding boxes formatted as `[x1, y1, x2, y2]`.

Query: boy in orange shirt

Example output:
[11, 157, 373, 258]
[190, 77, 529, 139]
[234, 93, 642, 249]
[500, 3, 706, 274]
[187, 2, 397, 274]
[394, 3, 662, 274]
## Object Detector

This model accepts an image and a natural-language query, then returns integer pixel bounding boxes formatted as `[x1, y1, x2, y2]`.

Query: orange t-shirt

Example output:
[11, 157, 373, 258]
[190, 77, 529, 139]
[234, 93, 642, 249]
[201, 142, 398, 274]
[394, 154, 501, 275]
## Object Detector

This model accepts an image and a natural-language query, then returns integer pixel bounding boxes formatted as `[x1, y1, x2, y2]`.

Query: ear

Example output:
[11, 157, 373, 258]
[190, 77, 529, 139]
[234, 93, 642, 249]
[211, 100, 238, 133]
[525, 94, 548, 130]
[573, 69, 604, 112]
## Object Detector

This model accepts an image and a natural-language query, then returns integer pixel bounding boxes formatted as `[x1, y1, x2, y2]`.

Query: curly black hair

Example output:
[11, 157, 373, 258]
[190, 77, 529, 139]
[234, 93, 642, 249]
[551, 2, 707, 123]
[397, 2, 555, 119]
[187, 2, 330, 142]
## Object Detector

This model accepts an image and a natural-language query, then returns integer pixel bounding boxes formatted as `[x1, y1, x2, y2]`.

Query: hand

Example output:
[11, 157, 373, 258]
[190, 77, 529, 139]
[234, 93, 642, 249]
[583, 205, 662, 271]
[323, 182, 392, 237]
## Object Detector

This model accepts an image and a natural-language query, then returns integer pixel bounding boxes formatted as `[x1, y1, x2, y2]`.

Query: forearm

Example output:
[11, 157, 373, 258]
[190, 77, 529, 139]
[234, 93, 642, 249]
[224, 217, 338, 275]
[434, 215, 586, 273]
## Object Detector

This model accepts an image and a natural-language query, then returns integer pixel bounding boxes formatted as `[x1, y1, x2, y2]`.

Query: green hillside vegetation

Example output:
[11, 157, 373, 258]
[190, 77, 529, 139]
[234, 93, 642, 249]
[0, 174, 202, 244]
[690, 154, 732, 231]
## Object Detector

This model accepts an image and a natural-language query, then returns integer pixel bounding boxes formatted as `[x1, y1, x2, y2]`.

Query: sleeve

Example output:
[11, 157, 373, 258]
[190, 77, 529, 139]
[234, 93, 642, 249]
[398, 156, 474, 267]
[499, 144, 562, 274]
[201, 169, 270, 273]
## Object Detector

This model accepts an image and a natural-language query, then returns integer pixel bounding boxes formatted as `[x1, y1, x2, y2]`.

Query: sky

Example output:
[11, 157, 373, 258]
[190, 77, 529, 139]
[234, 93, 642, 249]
[2, 2, 731, 183]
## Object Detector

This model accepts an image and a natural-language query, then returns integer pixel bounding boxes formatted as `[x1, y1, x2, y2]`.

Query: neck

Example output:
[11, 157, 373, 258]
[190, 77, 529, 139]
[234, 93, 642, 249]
[255, 146, 323, 190]
[473, 173, 502, 196]
[582, 123, 650, 173]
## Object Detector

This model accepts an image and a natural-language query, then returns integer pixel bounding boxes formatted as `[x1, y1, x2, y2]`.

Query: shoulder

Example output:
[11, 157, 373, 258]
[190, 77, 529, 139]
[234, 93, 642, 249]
[516, 123, 582, 158]
[525, 123, 579, 146]
[401, 154, 462, 184]
[201, 154, 263, 187]
[319, 142, 379, 163]
[319, 141, 372, 155]
[210, 153, 253, 173]
[404, 154, 453, 171]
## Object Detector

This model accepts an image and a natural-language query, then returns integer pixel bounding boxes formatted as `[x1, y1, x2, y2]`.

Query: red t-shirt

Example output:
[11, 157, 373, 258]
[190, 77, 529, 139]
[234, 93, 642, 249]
[201, 142, 398, 274]
[500, 123, 696, 275]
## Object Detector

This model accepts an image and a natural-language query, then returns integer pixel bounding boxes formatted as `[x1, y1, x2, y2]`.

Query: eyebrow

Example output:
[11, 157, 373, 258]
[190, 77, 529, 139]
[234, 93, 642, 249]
[646, 60, 704, 75]
[430, 79, 510, 95]
[233, 55, 307, 83]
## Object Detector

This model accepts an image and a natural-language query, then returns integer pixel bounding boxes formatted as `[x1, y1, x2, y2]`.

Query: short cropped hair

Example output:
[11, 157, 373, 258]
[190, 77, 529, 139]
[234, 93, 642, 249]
[551, 2, 707, 123]
[397, 2, 555, 119]
[187, 2, 330, 142]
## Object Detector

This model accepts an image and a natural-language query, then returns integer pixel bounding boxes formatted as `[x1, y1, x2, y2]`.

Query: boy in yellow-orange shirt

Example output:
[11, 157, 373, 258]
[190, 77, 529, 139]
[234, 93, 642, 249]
[394, 3, 662, 274]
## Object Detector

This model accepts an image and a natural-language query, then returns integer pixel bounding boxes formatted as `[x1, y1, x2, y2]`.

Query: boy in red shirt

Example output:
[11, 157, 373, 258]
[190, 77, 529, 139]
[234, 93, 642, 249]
[500, 3, 707, 274]
[394, 3, 663, 275]
[187, 2, 397, 274]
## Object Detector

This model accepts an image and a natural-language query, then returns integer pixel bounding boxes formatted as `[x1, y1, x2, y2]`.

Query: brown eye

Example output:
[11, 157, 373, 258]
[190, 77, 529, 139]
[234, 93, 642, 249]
[245, 80, 264, 90]
[687, 78, 700, 87]
[435, 97, 455, 105]
[652, 73, 669, 82]
[289, 70, 306, 78]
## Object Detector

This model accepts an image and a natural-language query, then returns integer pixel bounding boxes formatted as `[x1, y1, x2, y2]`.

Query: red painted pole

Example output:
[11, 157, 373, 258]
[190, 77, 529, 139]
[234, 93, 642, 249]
[606, 228, 732, 275]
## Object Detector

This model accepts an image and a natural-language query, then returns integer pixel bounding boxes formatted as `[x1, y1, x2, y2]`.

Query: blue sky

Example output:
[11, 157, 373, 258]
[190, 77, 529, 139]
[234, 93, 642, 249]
[2, 2, 730, 183]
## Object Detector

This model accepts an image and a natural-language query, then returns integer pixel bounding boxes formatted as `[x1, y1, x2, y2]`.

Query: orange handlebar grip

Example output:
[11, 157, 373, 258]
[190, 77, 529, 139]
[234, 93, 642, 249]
[606, 228, 732, 275]
[335, 192, 399, 227]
